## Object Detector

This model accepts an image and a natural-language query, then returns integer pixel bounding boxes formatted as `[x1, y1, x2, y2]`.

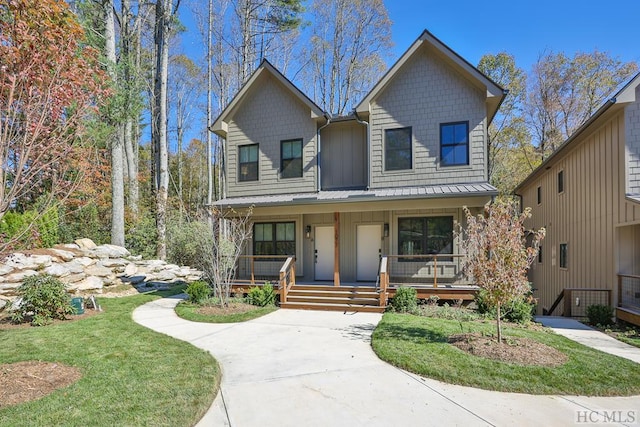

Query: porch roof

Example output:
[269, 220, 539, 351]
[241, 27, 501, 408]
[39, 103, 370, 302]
[213, 182, 497, 208]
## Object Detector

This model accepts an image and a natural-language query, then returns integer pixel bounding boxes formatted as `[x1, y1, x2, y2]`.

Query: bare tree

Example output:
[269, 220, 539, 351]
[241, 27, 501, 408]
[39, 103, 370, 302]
[303, 0, 392, 115]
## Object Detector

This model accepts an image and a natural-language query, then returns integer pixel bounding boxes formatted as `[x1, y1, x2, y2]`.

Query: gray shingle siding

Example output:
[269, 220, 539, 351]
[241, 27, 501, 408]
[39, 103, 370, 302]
[368, 45, 487, 189]
[626, 85, 640, 195]
[226, 73, 317, 198]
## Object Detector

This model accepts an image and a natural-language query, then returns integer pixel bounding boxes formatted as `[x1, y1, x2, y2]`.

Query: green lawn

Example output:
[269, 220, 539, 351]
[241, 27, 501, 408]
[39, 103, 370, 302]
[0, 289, 220, 426]
[175, 300, 278, 323]
[372, 313, 640, 396]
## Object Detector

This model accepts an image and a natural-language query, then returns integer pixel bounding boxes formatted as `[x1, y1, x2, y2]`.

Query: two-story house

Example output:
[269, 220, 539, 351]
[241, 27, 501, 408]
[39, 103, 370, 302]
[515, 73, 640, 326]
[211, 30, 505, 310]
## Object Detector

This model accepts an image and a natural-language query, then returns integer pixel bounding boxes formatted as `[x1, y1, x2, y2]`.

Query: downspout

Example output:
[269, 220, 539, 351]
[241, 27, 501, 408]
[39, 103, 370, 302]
[316, 114, 332, 192]
[353, 111, 370, 189]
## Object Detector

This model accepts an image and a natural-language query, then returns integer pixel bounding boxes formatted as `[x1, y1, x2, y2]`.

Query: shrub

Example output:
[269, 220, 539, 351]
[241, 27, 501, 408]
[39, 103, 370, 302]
[125, 214, 157, 259]
[586, 304, 614, 326]
[185, 281, 211, 304]
[475, 289, 535, 324]
[391, 286, 417, 313]
[246, 282, 277, 307]
[167, 220, 211, 268]
[10, 275, 74, 326]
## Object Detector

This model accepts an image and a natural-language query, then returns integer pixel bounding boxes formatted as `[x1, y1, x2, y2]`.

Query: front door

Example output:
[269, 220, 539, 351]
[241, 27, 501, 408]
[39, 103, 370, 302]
[314, 226, 334, 281]
[357, 224, 382, 281]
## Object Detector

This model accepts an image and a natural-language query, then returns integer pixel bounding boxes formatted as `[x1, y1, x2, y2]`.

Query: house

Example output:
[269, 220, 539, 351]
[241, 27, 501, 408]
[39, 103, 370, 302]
[210, 30, 505, 311]
[515, 72, 640, 326]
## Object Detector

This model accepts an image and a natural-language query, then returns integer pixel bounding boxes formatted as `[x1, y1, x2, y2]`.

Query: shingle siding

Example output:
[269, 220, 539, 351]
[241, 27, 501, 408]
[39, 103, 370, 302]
[368, 45, 487, 189]
[226, 73, 317, 198]
[626, 85, 640, 195]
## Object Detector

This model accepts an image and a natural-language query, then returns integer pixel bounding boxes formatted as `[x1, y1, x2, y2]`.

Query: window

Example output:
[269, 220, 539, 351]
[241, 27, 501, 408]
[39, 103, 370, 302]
[558, 170, 564, 193]
[559, 243, 568, 268]
[281, 139, 303, 178]
[385, 127, 412, 171]
[239, 144, 258, 182]
[253, 222, 295, 256]
[398, 217, 453, 258]
[538, 245, 543, 263]
[440, 122, 469, 166]
[537, 186, 542, 204]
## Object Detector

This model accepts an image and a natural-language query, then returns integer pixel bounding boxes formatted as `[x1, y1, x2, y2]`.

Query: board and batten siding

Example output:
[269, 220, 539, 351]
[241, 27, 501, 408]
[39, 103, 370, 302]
[226, 73, 317, 198]
[368, 44, 487, 189]
[320, 120, 367, 190]
[522, 106, 640, 314]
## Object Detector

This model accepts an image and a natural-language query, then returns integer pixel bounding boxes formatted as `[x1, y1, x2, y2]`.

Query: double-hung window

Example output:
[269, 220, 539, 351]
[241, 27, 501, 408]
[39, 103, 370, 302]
[440, 122, 469, 166]
[385, 127, 412, 171]
[254, 222, 296, 256]
[281, 139, 303, 178]
[239, 144, 259, 182]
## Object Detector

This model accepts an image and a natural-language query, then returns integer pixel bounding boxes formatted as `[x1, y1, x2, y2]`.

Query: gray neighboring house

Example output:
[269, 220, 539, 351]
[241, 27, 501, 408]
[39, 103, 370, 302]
[515, 73, 640, 326]
[210, 30, 505, 307]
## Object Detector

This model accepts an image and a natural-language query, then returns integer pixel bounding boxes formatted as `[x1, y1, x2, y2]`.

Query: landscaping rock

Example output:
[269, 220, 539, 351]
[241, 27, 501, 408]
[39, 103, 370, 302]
[85, 265, 113, 277]
[123, 275, 146, 284]
[91, 244, 130, 259]
[99, 258, 128, 268]
[62, 273, 87, 284]
[75, 276, 104, 291]
[71, 257, 94, 267]
[74, 238, 97, 250]
[124, 263, 138, 276]
[0, 299, 6, 310]
[48, 248, 76, 262]
[44, 264, 71, 278]
[3, 253, 52, 270]
[0, 283, 21, 291]
[0, 265, 15, 276]
[5, 270, 38, 282]
[150, 270, 177, 282]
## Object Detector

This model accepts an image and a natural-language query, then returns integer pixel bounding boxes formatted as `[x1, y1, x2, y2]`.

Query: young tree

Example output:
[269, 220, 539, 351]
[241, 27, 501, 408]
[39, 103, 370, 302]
[0, 0, 107, 253]
[458, 200, 545, 343]
[199, 207, 253, 308]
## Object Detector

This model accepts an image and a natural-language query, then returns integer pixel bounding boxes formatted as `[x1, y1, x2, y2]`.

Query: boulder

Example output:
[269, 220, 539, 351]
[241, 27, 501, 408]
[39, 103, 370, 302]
[153, 270, 177, 282]
[74, 276, 103, 291]
[48, 248, 76, 262]
[62, 261, 85, 274]
[0, 264, 15, 276]
[44, 264, 71, 278]
[62, 273, 87, 284]
[5, 270, 38, 282]
[0, 282, 21, 291]
[0, 299, 6, 310]
[124, 263, 138, 276]
[75, 238, 97, 250]
[85, 265, 113, 277]
[72, 257, 95, 267]
[91, 244, 130, 259]
[99, 258, 129, 268]
[3, 253, 52, 270]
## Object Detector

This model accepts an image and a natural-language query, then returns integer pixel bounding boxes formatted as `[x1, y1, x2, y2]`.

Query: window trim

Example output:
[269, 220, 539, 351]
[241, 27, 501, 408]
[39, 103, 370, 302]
[238, 143, 259, 182]
[280, 138, 303, 179]
[440, 121, 470, 167]
[397, 216, 454, 261]
[559, 243, 568, 269]
[253, 221, 296, 259]
[557, 170, 564, 194]
[384, 127, 412, 171]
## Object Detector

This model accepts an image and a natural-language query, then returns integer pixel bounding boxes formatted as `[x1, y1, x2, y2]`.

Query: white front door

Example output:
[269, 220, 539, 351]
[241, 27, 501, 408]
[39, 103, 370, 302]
[357, 224, 382, 281]
[314, 226, 334, 281]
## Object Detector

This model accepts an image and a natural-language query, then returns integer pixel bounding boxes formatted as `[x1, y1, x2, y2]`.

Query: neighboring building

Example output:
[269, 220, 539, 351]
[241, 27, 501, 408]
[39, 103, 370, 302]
[515, 73, 640, 326]
[210, 30, 505, 308]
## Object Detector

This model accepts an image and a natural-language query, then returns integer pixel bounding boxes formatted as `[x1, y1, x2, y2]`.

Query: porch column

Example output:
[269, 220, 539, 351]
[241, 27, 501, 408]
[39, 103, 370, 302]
[334, 212, 340, 286]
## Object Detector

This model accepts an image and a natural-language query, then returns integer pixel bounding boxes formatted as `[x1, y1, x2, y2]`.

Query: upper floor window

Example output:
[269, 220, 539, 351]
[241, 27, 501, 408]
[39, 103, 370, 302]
[537, 186, 542, 204]
[239, 144, 258, 182]
[281, 139, 303, 178]
[254, 222, 295, 256]
[440, 122, 469, 166]
[398, 216, 453, 257]
[385, 127, 412, 171]
[558, 170, 564, 193]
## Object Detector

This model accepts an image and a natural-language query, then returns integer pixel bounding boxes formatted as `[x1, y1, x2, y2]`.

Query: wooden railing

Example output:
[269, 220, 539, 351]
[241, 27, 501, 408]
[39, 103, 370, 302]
[279, 257, 296, 304]
[544, 288, 612, 317]
[378, 256, 389, 307]
[236, 255, 290, 285]
[618, 274, 640, 311]
[384, 254, 467, 288]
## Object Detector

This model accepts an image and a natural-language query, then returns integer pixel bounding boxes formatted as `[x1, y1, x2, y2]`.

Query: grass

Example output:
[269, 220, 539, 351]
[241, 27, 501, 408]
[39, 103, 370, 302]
[598, 323, 640, 349]
[175, 299, 278, 323]
[0, 286, 220, 426]
[372, 312, 640, 396]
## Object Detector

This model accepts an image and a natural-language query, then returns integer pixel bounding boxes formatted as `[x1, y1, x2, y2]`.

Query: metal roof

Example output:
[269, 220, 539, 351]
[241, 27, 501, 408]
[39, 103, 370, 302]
[213, 183, 497, 208]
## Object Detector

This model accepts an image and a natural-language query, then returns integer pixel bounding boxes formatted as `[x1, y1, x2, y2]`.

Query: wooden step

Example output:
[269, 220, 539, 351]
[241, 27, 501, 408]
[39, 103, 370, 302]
[290, 285, 377, 292]
[280, 302, 385, 313]
[286, 295, 379, 306]
[287, 289, 379, 298]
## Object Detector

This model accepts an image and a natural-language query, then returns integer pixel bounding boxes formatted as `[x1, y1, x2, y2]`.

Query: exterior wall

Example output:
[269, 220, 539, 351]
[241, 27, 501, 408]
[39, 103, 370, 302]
[226, 73, 318, 197]
[521, 107, 640, 314]
[320, 121, 367, 190]
[368, 44, 487, 189]
[625, 85, 640, 195]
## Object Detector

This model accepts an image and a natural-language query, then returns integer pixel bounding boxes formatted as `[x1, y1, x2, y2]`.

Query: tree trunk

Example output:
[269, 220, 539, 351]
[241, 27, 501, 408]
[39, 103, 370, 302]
[105, 0, 125, 246]
[496, 302, 503, 344]
[206, 0, 213, 208]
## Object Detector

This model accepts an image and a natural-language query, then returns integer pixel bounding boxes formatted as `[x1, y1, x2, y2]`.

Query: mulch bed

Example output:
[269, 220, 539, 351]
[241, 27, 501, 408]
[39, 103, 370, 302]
[196, 301, 259, 316]
[449, 332, 568, 367]
[0, 361, 82, 408]
[0, 309, 103, 330]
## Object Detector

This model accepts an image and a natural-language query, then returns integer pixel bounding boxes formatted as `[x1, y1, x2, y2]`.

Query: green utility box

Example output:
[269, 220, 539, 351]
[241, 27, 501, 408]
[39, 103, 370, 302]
[71, 297, 84, 315]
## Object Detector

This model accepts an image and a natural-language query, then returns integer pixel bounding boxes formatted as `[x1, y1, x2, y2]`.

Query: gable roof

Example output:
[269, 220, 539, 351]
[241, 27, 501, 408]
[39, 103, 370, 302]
[514, 72, 640, 193]
[210, 59, 325, 138]
[355, 30, 506, 124]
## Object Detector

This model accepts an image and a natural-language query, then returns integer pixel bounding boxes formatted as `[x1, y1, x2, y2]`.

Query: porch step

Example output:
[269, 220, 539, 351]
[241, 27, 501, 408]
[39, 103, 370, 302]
[281, 285, 385, 313]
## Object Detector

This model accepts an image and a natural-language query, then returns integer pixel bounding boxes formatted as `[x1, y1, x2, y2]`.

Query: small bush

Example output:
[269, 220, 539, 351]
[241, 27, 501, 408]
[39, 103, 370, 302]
[586, 304, 614, 326]
[391, 287, 417, 313]
[475, 289, 534, 324]
[125, 214, 157, 259]
[167, 220, 211, 268]
[185, 281, 211, 304]
[10, 275, 74, 326]
[246, 282, 277, 307]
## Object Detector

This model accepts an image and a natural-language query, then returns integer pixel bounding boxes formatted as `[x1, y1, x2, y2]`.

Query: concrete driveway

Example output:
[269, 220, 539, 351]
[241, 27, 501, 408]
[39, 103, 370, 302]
[133, 298, 640, 427]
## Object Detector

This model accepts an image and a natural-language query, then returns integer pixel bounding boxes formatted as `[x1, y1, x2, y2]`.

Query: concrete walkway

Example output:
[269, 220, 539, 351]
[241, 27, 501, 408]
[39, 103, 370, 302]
[133, 298, 640, 427]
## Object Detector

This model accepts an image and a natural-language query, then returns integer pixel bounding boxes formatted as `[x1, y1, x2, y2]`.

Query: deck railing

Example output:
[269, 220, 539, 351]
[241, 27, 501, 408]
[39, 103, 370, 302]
[279, 257, 296, 304]
[378, 256, 389, 307]
[235, 255, 290, 285]
[618, 274, 640, 311]
[545, 288, 612, 317]
[385, 254, 467, 288]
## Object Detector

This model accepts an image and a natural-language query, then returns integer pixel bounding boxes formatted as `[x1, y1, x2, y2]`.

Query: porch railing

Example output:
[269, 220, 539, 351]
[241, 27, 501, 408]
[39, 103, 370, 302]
[618, 274, 640, 311]
[378, 256, 389, 307]
[236, 255, 290, 285]
[544, 288, 612, 317]
[384, 254, 467, 288]
[279, 257, 296, 304]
